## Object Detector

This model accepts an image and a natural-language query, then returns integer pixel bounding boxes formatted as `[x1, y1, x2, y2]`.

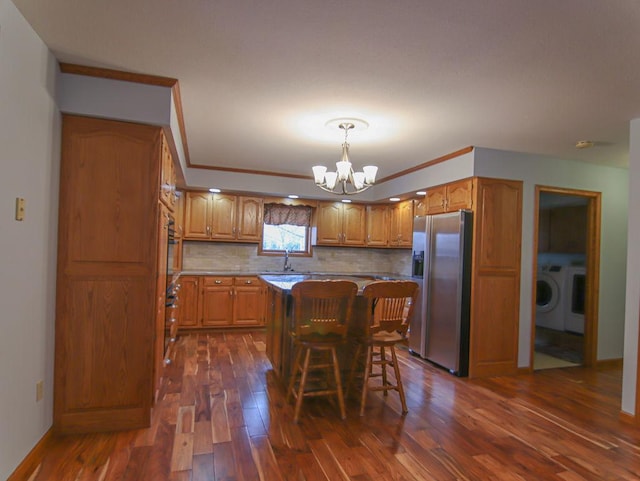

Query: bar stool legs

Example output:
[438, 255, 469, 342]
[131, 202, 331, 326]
[287, 344, 347, 423]
[359, 343, 408, 416]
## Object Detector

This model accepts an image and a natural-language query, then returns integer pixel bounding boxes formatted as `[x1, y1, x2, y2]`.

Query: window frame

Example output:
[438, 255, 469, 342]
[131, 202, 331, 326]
[258, 223, 313, 257]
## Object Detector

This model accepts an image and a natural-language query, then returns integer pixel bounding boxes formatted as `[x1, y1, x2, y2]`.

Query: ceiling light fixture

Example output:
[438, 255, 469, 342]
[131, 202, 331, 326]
[312, 118, 378, 195]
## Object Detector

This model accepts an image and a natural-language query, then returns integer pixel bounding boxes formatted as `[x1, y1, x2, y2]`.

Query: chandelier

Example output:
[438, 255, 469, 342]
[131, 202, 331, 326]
[312, 118, 378, 195]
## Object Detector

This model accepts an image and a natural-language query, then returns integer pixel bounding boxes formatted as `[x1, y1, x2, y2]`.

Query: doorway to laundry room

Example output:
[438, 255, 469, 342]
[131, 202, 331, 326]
[532, 186, 601, 370]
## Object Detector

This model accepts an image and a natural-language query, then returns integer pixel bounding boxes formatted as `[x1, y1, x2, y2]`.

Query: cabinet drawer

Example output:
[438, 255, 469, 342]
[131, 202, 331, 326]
[202, 276, 233, 286]
[234, 276, 260, 286]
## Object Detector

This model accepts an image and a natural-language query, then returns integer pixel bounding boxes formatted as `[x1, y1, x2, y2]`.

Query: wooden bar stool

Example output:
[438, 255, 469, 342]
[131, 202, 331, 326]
[286, 280, 357, 423]
[350, 280, 419, 416]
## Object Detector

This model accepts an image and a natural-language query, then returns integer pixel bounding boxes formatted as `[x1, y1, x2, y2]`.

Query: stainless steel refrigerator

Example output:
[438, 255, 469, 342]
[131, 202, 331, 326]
[409, 210, 472, 376]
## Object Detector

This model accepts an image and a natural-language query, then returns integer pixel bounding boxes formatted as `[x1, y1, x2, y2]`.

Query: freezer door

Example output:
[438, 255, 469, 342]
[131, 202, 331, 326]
[408, 215, 427, 357]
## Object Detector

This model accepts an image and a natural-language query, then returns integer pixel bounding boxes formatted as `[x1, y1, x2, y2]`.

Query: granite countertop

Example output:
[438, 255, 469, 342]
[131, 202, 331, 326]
[173, 270, 412, 293]
[258, 273, 411, 294]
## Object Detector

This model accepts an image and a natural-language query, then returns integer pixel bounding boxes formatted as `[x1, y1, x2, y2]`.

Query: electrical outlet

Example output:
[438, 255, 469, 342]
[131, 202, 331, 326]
[36, 380, 44, 402]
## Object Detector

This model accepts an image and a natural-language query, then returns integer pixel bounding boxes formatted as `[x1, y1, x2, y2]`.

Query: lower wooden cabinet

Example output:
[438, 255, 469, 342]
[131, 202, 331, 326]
[177, 275, 266, 328]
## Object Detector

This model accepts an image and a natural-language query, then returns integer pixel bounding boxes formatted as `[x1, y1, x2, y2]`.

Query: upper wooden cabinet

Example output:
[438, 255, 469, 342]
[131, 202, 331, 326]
[389, 200, 414, 247]
[365, 204, 389, 247]
[538, 205, 587, 254]
[425, 178, 473, 214]
[316, 201, 367, 246]
[183, 192, 263, 242]
[365, 201, 413, 248]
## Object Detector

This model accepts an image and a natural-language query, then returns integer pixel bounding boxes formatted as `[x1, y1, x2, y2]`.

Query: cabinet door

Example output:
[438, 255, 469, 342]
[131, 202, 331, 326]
[56, 115, 160, 433]
[446, 178, 473, 211]
[425, 185, 447, 214]
[211, 194, 237, 240]
[342, 203, 366, 246]
[366, 205, 389, 246]
[184, 192, 211, 239]
[177, 276, 200, 328]
[234, 277, 264, 326]
[389, 200, 413, 247]
[316, 202, 343, 245]
[200, 277, 234, 326]
[237, 196, 263, 242]
[469, 177, 523, 378]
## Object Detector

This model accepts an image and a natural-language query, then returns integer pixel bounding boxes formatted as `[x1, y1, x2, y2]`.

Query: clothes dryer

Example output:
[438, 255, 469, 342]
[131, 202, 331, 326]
[535, 265, 566, 331]
[564, 266, 586, 334]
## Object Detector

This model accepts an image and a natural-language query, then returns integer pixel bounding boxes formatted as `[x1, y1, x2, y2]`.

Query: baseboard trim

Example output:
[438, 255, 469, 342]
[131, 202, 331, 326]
[619, 410, 637, 425]
[7, 427, 53, 481]
[595, 358, 623, 369]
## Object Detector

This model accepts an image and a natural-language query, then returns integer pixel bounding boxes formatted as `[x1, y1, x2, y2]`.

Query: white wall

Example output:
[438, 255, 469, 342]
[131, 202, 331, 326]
[0, 1, 60, 478]
[621, 119, 640, 414]
[473, 148, 629, 368]
[184, 149, 475, 201]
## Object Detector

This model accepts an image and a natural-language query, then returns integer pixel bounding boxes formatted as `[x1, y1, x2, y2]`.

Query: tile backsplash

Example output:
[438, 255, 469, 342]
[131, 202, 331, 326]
[182, 241, 413, 276]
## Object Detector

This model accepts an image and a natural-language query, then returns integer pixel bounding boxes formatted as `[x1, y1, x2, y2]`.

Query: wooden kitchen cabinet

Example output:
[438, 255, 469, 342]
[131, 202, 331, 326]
[159, 133, 178, 212]
[201, 277, 235, 326]
[426, 178, 473, 214]
[365, 201, 413, 248]
[365, 204, 389, 247]
[316, 201, 366, 246]
[389, 200, 413, 247]
[175, 275, 200, 328]
[538, 205, 587, 253]
[233, 276, 266, 326]
[55, 115, 171, 434]
[468, 177, 522, 378]
[184, 192, 263, 242]
[178, 275, 266, 328]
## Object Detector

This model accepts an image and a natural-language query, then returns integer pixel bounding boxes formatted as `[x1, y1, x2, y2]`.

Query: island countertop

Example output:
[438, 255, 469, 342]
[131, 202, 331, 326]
[262, 272, 413, 380]
[259, 272, 409, 294]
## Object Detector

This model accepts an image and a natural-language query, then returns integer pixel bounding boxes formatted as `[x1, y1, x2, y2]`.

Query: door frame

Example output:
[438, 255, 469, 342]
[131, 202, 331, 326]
[531, 185, 602, 368]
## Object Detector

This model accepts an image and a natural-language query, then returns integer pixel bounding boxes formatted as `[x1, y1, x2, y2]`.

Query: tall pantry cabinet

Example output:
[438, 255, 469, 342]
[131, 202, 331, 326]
[54, 115, 172, 434]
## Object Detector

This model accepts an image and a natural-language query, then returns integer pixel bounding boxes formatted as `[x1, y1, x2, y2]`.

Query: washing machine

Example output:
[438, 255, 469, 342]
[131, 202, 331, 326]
[535, 265, 566, 331]
[564, 266, 586, 334]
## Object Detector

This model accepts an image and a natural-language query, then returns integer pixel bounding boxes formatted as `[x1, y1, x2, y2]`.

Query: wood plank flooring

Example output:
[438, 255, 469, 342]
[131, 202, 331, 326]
[24, 330, 640, 480]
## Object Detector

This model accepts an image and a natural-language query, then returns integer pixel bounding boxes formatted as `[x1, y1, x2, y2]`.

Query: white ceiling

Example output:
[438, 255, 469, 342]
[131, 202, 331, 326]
[12, 0, 640, 186]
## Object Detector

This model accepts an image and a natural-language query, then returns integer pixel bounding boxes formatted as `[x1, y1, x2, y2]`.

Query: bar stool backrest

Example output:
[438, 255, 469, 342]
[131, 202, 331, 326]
[362, 281, 419, 337]
[291, 280, 358, 340]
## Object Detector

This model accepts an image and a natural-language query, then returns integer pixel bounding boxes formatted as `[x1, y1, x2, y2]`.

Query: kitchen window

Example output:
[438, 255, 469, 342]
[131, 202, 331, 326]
[260, 203, 312, 256]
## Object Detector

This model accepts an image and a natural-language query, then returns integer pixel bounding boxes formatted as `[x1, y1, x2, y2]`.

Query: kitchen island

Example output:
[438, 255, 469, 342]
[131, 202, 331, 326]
[260, 273, 406, 381]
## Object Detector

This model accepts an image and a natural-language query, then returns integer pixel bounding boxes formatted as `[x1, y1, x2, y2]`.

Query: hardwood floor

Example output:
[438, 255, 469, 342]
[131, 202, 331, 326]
[24, 330, 640, 480]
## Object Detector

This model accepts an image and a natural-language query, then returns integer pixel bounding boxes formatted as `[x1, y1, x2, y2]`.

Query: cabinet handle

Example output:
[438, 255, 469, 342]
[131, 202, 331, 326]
[215, 280, 222, 284]
[206, 226, 211, 235]
[245, 280, 252, 284]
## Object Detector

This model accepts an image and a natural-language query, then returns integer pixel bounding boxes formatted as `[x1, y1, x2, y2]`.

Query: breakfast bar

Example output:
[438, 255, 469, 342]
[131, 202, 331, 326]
[260, 273, 399, 381]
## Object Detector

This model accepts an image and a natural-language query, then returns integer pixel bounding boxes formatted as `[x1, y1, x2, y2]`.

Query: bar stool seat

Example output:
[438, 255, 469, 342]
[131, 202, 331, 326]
[286, 280, 357, 423]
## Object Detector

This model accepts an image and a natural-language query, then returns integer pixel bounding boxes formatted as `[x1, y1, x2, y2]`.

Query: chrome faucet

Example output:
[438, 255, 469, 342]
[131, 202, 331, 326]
[283, 249, 293, 271]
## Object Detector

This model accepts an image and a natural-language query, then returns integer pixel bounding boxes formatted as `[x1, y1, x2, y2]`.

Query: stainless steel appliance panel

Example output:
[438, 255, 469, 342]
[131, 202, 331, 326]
[408, 215, 427, 357]
[424, 211, 472, 376]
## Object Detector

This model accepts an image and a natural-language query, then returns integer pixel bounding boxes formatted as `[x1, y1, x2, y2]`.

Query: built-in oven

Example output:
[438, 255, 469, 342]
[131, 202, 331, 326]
[164, 215, 178, 363]
[564, 266, 586, 334]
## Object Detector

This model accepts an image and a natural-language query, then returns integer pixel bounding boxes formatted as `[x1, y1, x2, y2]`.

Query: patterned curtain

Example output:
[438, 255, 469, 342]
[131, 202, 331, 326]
[263, 203, 312, 226]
